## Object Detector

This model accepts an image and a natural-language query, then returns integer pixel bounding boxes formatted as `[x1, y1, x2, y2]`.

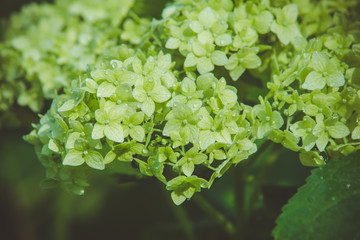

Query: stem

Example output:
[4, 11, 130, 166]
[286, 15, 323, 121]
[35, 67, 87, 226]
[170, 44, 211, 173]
[192, 194, 235, 236]
[128, 11, 142, 24]
[233, 140, 274, 239]
[170, 204, 196, 240]
[247, 143, 282, 216]
[52, 191, 73, 240]
[234, 159, 250, 240]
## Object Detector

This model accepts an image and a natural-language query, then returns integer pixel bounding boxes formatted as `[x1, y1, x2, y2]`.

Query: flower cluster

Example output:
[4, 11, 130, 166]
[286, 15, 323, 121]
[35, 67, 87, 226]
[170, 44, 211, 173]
[261, 7, 360, 166]
[26, 51, 257, 204]
[4, 0, 358, 204]
[161, 0, 313, 81]
[0, 0, 153, 127]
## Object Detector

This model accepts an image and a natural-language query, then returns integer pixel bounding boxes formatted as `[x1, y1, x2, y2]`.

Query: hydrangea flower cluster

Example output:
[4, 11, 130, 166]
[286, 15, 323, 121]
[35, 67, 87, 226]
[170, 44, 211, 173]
[160, 0, 321, 81]
[162, 0, 269, 79]
[260, 6, 360, 166]
[0, 0, 357, 204]
[0, 0, 152, 127]
[26, 51, 257, 204]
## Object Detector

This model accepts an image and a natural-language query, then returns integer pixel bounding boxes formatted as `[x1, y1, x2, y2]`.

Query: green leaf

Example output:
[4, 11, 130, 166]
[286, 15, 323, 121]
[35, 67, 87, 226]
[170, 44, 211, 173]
[182, 161, 195, 177]
[48, 139, 59, 152]
[104, 123, 124, 142]
[211, 51, 228, 66]
[104, 150, 116, 164]
[199, 130, 215, 150]
[254, 10, 273, 34]
[215, 33, 232, 46]
[327, 71, 345, 88]
[229, 66, 246, 80]
[92, 123, 105, 139]
[84, 151, 105, 170]
[171, 191, 187, 206]
[63, 150, 84, 166]
[95, 109, 108, 124]
[328, 122, 350, 139]
[132, 87, 147, 102]
[58, 99, 76, 112]
[198, 7, 216, 28]
[165, 37, 180, 49]
[148, 157, 167, 184]
[130, 112, 144, 125]
[302, 71, 326, 90]
[110, 104, 127, 121]
[97, 81, 116, 98]
[73, 138, 88, 151]
[141, 97, 155, 117]
[189, 20, 203, 33]
[352, 126, 360, 139]
[192, 41, 207, 56]
[197, 57, 214, 74]
[273, 153, 360, 239]
[311, 51, 329, 73]
[283, 4, 298, 25]
[167, 176, 187, 190]
[184, 53, 197, 68]
[243, 53, 261, 69]
[181, 78, 196, 95]
[315, 132, 329, 152]
[219, 89, 237, 106]
[151, 85, 171, 103]
[299, 151, 325, 167]
[130, 125, 145, 142]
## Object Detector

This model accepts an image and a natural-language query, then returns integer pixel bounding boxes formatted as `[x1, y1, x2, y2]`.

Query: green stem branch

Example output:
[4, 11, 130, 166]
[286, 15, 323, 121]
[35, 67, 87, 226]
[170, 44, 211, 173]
[193, 194, 235, 236]
[234, 139, 275, 239]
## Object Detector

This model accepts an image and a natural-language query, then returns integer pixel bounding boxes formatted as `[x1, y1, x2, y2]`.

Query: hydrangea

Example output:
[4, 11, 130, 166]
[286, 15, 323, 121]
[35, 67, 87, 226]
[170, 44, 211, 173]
[13, 0, 360, 205]
[0, 0, 135, 126]
[26, 51, 257, 204]
[270, 4, 302, 45]
[262, 9, 360, 165]
[302, 51, 345, 90]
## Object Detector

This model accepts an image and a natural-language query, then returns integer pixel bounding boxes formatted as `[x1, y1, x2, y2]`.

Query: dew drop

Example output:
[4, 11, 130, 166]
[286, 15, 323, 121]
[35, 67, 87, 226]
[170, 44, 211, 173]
[346, 184, 351, 189]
